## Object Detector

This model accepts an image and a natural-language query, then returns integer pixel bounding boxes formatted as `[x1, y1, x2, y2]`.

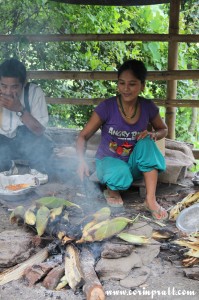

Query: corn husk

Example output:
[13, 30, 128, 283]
[172, 237, 199, 261]
[182, 257, 199, 267]
[77, 217, 134, 243]
[92, 207, 111, 221]
[117, 232, 149, 245]
[81, 207, 111, 236]
[152, 229, 175, 240]
[55, 275, 68, 290]
[169, 192, 199, 220]
[184, 249, 199, 258]
[36, 197, 81, 210]
[36, 205, 50, 236]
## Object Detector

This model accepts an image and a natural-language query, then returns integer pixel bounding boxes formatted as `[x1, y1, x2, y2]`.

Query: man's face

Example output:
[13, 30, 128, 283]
[0, 77, 23, 99]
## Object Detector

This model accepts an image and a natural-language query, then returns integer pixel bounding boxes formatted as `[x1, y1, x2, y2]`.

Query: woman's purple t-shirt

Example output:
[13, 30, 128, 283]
[94, 96, 159, 162]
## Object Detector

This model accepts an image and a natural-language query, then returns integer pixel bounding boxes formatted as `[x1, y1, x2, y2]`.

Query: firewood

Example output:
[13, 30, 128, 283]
[42, 264, 65, 290]
[0, 242, 56, 286]
[24, 261, 57, 286]
[64, 244, 85, 291]
[81, 247, 105, 300]
[0, 248, 48, 286]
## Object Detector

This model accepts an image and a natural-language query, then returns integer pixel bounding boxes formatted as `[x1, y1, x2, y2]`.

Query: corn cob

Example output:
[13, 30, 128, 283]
[55, 275, 68, 290]
[9, 206, 25, 224]
[24, 205, 37, 226]
[77, 217, 133, 243]
[81, 207, 111, 236]
[49, 206, 63, 221]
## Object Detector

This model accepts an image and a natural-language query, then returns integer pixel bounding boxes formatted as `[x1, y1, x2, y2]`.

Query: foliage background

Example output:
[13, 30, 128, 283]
[0, 0, 198, 146]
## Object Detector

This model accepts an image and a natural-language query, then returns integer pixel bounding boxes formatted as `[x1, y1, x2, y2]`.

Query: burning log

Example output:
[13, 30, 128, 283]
[23, 261, 58, 286]
[81, 247, 105, 300]
[64, 244, 85, 291]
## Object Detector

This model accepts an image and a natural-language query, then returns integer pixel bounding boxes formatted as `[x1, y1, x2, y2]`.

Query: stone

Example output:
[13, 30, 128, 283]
[0, 229, 35, 269]
[120, 266, 151, 288]
[95, 251, 142, 281]
[101, 242, 134, 259]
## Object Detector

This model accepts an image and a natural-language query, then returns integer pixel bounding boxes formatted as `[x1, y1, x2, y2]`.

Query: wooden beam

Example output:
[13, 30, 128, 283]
[0, 34, 198, 43]
[50, 0, 171, 6]
[27, 70, 199, 81]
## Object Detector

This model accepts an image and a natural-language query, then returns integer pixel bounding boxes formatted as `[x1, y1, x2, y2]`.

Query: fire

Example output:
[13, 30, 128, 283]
[5, 183, 31, 191]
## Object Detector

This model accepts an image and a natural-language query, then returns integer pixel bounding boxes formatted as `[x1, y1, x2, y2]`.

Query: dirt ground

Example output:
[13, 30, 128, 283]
[0, 170, 199, 300]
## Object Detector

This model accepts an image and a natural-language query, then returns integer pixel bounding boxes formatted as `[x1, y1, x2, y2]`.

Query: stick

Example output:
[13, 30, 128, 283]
[81, 247, 105, 300]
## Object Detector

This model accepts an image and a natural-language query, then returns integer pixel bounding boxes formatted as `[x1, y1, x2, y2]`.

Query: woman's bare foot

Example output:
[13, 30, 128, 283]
[103, 187, 123, 207]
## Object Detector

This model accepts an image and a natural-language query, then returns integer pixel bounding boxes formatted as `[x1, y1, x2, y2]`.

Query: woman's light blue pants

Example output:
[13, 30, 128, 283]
[96, 135, 166, 191]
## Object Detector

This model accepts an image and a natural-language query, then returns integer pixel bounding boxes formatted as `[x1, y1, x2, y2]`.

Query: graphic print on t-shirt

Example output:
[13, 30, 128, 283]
[108, 126, 139, 157]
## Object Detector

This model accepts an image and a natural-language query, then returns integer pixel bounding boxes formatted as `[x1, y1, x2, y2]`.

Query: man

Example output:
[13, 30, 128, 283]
[0, 58, 54, 181]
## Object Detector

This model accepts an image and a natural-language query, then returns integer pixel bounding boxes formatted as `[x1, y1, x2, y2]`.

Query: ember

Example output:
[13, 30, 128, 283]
[5, 183, 31, 191]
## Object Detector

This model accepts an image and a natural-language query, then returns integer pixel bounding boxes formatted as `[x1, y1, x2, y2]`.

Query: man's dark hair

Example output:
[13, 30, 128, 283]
[0, 58, 27, 85]
[118, 59, 147, 84]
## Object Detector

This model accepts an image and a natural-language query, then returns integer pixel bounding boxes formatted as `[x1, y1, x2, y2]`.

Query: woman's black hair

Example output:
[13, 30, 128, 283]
[0, 58, 27, 85]
[118, 59, 147, 83]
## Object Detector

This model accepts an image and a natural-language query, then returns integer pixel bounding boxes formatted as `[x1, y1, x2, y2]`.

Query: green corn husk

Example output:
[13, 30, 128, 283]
[77, 217, 134, 243]
[93, 207, 111, 221]
[36, 206, 50, 236]
[35, 197, 81, 209]
[82, 207, 111, 235]
[10, 206, 25, 224]
[117, 232, 149, 245]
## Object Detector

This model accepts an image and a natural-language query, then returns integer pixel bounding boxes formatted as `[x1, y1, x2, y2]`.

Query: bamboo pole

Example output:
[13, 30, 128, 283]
[45, 97, 199, 108]
[0, 33, 198, 43]
[165, 0, 181, 139]
[27, 70, 199, 81]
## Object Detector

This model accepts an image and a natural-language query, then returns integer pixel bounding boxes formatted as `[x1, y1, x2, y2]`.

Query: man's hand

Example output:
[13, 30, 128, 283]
[0, 93, 23, 112]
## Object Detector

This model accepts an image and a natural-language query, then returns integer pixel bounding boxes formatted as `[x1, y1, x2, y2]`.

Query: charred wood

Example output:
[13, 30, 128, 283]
[81, 247, 105, 300]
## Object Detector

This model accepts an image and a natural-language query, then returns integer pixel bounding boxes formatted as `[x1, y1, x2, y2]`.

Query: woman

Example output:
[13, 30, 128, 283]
[76, 59, 168, 220]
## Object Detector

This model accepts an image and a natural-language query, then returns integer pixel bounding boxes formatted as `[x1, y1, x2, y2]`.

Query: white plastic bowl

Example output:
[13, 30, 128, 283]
[176, 203, 199, 233]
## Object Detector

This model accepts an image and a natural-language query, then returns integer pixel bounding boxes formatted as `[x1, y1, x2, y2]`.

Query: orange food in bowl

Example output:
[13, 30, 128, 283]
[5, 183, 31, 191]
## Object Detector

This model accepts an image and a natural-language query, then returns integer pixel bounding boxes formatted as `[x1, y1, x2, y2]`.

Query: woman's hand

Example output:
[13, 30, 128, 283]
[137, 130, 157, 141]
[77, 160, 90, 181]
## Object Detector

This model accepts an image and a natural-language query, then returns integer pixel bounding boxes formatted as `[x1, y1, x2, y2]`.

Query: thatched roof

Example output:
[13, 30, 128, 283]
[51, 0, 170, 6]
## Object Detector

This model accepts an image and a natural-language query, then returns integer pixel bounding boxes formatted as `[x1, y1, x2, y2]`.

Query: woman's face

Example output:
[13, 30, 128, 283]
[117, 70, 144, 102]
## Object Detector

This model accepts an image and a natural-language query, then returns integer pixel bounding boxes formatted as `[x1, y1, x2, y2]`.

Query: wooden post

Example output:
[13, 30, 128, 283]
[165, 0, 181, 139]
